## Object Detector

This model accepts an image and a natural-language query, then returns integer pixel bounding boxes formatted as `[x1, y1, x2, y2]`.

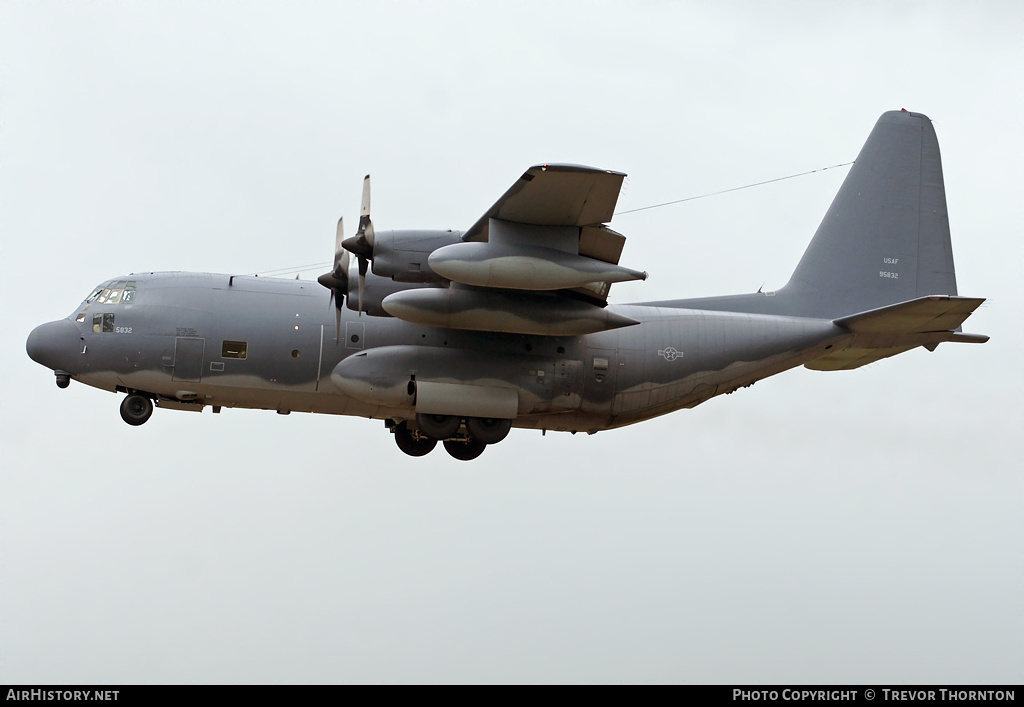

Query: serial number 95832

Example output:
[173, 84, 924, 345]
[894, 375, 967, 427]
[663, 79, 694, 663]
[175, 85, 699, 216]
[115, 326, 133, 334]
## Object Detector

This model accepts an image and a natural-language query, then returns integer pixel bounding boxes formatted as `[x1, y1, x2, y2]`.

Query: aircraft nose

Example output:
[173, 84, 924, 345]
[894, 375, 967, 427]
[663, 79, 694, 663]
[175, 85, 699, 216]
[26, 318, 80, 371]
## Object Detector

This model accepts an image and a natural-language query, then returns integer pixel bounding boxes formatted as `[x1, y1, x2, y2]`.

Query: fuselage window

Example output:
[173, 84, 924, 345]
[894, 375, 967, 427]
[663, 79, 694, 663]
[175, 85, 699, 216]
[222, 341, 248, 359]
[86, 287, 104, 303]
[122, 282, 137, 303]
[102, 313, 115, 333]
[95, 288, 113, 304]
[93, 313, 102, 333]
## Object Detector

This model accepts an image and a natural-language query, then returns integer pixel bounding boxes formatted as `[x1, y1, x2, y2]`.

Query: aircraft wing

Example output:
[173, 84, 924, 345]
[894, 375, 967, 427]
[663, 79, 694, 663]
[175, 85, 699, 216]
[462, 164, 626, 241]
[382, 164, 647, 336]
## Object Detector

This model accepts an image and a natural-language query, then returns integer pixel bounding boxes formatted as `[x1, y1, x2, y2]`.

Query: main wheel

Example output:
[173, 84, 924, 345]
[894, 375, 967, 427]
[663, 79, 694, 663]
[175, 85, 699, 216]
[465, 417, 512, 444]
[394, 421, 437, 457]
[120, 394, 153, 426]
[416, 413, 462, 440]
[443, 437, 487, 461]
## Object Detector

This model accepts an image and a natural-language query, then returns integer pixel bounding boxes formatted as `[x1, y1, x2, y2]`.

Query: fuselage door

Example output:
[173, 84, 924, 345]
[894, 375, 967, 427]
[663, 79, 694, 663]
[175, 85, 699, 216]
[581, 346, 617, 412]
[172, 337, 205, 382]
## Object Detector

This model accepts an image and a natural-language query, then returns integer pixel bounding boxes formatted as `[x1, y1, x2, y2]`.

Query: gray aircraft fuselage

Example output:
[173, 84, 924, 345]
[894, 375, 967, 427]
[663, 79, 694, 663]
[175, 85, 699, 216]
[27, 271, 843, 433]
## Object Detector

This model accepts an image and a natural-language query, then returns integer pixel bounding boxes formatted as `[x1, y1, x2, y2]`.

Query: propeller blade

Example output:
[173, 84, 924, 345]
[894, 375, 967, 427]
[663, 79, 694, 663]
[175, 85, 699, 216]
[334, 297, 342, 342]
[333, 218, 351, 286]
[357, 256, 368, 316]
[343, 175, 375, 259]
[319, 216, 352, 342]
[359, 174, 374, 245]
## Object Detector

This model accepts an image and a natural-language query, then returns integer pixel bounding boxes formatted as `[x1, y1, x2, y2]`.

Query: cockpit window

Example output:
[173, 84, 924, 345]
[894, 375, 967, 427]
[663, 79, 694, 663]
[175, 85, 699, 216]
[107, 281, 127, 305]
[87, 281, 137, 305]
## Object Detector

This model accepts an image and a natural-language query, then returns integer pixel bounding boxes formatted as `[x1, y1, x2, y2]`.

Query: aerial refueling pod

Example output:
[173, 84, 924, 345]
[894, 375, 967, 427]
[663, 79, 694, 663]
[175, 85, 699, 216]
[428, 241, 647, 291]
[382, 287, 639, 335]
[330, 345, 584, 417]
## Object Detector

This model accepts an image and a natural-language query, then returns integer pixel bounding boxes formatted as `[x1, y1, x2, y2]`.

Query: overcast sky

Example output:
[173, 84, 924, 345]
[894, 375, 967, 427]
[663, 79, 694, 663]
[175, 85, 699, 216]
[2, 1, 1021, 684]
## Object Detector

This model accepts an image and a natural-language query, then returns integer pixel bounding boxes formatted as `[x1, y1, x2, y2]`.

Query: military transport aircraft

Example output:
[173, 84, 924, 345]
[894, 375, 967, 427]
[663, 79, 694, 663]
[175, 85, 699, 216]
[26, 110, 987, 460]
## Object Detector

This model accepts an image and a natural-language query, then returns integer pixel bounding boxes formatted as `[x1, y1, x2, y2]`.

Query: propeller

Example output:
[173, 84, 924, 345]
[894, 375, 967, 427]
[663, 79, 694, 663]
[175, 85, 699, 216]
[341, 175, 374, 315]
[317, 217, 350, 341]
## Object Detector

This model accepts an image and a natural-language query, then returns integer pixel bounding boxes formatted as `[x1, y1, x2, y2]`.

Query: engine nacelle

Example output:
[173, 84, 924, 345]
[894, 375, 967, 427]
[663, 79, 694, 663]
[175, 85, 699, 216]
[346, 267, 444, 317]
[370, 229, 463, 283]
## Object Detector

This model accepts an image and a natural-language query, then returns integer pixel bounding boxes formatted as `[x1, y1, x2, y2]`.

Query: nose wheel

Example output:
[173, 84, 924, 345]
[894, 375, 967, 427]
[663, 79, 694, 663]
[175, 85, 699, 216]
[120, 393, 154, 426]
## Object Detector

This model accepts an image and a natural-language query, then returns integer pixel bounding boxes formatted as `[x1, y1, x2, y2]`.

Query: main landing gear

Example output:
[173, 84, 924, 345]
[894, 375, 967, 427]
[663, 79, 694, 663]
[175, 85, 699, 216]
[391, 414, 512, 461]
[393, 421, 437, 457]
[119, 393, 154, 426]
[443, 437, 487, 461]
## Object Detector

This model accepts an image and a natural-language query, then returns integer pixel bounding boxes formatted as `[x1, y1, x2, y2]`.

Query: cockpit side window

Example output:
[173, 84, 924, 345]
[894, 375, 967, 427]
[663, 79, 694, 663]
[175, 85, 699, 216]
[93, 313, 115, 333]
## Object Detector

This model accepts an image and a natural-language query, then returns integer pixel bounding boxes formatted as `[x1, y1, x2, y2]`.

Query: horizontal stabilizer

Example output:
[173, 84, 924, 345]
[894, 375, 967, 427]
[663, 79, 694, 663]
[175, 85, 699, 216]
[833, 295, 985, 335]
[806, 295, 987, 371]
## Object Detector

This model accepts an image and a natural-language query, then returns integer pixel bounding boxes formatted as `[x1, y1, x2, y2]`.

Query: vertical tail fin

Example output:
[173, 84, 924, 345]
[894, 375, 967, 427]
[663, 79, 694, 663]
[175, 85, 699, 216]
[782, 110, 958, 318]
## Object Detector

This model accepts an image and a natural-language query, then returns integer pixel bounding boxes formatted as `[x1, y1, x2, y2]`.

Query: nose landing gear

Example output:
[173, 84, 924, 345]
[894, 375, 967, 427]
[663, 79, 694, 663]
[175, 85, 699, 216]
[119, 393, 154, 426]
